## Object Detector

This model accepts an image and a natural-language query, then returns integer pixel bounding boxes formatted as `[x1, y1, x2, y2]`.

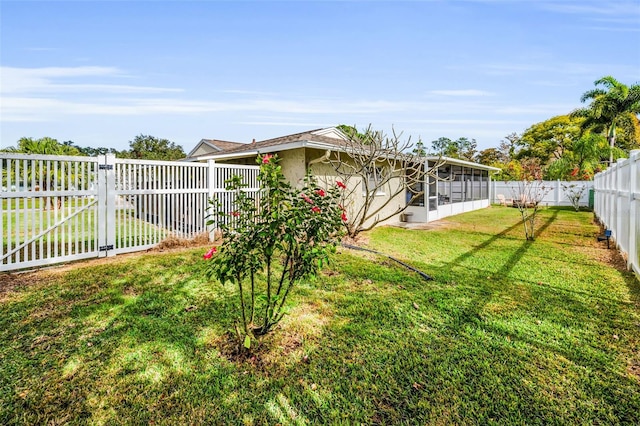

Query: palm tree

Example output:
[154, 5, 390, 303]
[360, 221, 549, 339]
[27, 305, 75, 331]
[2, 137, 84, 209]
[573, 76, 640, 166]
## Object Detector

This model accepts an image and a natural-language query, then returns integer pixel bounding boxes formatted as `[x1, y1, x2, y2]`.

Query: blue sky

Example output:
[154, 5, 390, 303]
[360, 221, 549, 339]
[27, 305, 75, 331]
[1, 0, 639, 153]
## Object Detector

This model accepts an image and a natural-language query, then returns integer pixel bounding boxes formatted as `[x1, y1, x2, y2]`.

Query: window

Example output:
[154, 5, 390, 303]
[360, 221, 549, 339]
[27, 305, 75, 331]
[451, 166, 464, 203]
[481, 170, 488, 199]
[437, 165, 452, 205]
[407, 180, 424, 206]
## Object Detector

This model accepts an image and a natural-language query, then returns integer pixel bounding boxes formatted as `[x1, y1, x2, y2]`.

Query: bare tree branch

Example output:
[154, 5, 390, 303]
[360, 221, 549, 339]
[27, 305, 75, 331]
[317, 125, 446, 238]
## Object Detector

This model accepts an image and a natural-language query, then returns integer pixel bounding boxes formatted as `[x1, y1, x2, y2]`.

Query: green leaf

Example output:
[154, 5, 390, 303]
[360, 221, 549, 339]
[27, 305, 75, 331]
[243, 335, 251, 349]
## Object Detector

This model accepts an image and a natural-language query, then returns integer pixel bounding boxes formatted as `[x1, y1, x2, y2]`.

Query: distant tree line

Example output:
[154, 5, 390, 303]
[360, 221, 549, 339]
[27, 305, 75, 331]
[428, 76, 640, 181]
[1, 134, 186, 161]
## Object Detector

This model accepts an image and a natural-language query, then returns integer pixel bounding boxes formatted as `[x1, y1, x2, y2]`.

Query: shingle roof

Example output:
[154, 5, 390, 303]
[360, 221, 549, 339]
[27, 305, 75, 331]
[213, 128, 349, 156]
[200, 139, 245, 152]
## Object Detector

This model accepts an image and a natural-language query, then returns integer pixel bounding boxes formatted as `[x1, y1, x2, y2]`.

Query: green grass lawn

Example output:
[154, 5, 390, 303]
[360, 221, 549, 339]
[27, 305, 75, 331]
[1, 207, 638, 424]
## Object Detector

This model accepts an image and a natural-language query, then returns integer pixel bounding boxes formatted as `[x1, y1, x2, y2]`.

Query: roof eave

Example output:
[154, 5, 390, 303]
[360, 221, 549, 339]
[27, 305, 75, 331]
[427, 156, 501, 172]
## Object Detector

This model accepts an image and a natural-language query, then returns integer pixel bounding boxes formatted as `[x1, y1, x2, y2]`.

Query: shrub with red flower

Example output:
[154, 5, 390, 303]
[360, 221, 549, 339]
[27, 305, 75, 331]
[336, 180, 347, 189]
[204, 153, 344, 350]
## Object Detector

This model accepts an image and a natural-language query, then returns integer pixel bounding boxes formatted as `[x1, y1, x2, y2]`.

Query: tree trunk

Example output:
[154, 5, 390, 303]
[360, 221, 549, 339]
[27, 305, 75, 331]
[608, 135, 615, 167]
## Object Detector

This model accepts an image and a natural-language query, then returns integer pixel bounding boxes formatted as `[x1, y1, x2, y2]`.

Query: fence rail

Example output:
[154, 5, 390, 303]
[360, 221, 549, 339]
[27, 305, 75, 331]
[593, 150, 639, 277]
[1, 153, 259, 271]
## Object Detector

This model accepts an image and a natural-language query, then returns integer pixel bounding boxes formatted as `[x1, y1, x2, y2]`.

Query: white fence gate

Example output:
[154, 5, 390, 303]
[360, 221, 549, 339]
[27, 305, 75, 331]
[1, 153, 259, 272]
[593, 150, 640, 277]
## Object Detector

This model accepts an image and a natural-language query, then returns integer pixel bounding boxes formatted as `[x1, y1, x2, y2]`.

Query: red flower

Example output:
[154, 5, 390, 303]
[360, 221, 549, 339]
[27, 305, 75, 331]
[315, 189, 326, 197]
[203, 246, 217, 259]
[570, 167, 579, 177]
[301, 193, 313, 204]
[341, 212, 348, 222]
[262, 154, 273, 164]
[312, 206, 321, 214]
[336, 181, 347, 189]
[231, 211, 240, 217]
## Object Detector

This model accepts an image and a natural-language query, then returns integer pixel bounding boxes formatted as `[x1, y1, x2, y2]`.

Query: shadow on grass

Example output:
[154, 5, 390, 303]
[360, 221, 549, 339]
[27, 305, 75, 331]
[2, 207, 639, 424]
[0, 249, 339, 424]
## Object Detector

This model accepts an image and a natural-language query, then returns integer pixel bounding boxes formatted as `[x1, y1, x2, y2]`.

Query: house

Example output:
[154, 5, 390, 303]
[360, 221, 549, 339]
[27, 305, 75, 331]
[185, 127, 499, 226]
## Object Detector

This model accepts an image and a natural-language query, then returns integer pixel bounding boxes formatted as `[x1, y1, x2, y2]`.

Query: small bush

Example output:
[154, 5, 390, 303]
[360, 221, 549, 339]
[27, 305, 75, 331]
[203, 154, 345, 349]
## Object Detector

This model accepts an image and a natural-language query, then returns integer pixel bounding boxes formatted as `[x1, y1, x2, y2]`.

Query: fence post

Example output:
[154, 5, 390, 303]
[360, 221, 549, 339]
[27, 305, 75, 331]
[207, 160, 217, 241]
[97, 154, 116, 257]
[615, 158, 626, 249]
[105, 154, 116, 256]
[555, 179, 561, 206]
[628, 150, 639, 271]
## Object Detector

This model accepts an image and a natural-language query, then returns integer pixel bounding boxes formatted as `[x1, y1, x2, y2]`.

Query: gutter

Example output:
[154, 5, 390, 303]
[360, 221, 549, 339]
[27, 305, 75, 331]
[187, 150, 260, 162]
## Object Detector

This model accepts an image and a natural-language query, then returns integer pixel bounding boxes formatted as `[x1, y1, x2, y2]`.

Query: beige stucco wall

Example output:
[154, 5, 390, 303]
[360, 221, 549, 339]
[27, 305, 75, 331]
[305, 148, 405, 229]
[278, 148, 307, 186]
[213, 148, 494, 227]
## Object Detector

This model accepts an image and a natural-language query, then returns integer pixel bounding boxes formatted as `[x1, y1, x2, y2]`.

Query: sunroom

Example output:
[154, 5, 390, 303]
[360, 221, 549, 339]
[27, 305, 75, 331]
[404, 157, 500, 223]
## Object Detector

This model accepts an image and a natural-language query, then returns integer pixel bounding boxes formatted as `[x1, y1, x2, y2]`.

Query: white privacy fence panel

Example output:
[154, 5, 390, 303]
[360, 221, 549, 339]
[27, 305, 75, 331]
[594, 150, 640, 276]
[1, 153, 260, 271]
[208, 161, 261, 229]
[1, 154, 101, 271]
[492, 180, 593, 207]
[113, 158, 210, 254]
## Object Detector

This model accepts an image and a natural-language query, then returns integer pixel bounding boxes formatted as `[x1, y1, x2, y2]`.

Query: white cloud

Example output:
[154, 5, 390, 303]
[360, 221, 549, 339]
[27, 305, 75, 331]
[222, 89, 280, 96]
[495, 104, 576, 115]
[538, 0, 639, 17]
[536, 1, 640, 31]
[235, 121, 329, 127]
[404, 118, 527, 125]
[429, 89, 494, 97]
[0, 66, 181, 94]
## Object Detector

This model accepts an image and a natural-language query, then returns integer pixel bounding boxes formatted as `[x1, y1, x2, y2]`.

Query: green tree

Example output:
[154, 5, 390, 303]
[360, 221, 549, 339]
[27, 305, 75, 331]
[430, 137, 454, 156]
[478, 133, 521, 181]
[430, 137, 477, 160]
[122, 135, 185, 160]
[476, 148, 505, 166]
[2, 137, 83, 156]
[412, 140, 427, 156]
[500, 133, 521, 159]
[517, 115, 583, 163]
[1, 137, 86, 209]
[76, 145, 122, 157]
[546, 133, 610, 181]
[337, 124, 366, 141]
[572, 76, 640, 165]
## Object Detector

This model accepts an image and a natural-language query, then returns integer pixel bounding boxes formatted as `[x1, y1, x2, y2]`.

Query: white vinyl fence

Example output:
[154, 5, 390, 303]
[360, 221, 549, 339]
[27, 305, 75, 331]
[1, 153, 259, 272]
[492, 180, 593, 207]
[593, 150, 640, 276]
